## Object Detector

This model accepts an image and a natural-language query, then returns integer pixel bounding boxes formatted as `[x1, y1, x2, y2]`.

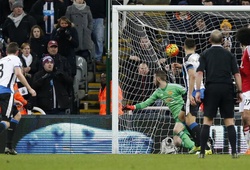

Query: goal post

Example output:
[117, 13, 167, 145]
[112, 5, 250, 154]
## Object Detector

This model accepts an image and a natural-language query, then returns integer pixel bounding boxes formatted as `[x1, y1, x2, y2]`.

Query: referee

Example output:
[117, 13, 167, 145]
[195, 29, 242, 158]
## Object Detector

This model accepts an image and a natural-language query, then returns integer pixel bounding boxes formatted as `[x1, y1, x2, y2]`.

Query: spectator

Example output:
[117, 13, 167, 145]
[195, 16, 208, 32]
[193, 16, 211, 55]
[32, 55, 73, 115]
[51, 16, 79, 77]
[195, 29, 242, 158]
[45, 40, 73, 111]
[129, 37, 158, 63]
[120, 35, 160, 89]
[85, 0, 106, 65]
[29, 25, 48, 59]
[65, 0, 94, 64]
[98, 73, 123, 116]
[16, 43, 40, 104]
[1, 0, 36, 15]
[29, 0, 66, 41]
[123, 62, 155, 104]
[18, 43, 40, 81]
[220, 19, 233, 51]
[2, 1, 36, 46]
[220, 19, 242, 65]
[46, 40, 72, 80]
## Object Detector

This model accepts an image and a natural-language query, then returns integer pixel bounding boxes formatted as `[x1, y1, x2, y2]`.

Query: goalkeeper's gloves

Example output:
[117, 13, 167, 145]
[122, 105, 136, 111]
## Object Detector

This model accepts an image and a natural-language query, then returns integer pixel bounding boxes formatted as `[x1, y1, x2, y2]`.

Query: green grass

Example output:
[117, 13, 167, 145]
[1, 154, 250, 170]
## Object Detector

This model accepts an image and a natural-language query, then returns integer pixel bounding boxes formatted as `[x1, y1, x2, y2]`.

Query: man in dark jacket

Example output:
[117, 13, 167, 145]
[32, 55, 73, 114]
[2, 1, 36, 46]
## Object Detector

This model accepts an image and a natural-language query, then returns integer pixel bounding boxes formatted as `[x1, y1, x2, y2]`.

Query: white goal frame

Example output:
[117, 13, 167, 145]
[112, 5, 250, 154]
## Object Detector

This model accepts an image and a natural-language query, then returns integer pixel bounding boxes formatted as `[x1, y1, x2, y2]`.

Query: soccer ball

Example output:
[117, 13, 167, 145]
[165, 44, 179, 57]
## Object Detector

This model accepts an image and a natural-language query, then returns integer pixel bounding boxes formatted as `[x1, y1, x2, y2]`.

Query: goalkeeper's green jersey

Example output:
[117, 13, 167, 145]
[135, 83, 186, 120]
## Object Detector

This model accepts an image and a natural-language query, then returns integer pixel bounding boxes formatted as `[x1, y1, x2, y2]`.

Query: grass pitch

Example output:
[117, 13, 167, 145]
[1, 154, 250, 170]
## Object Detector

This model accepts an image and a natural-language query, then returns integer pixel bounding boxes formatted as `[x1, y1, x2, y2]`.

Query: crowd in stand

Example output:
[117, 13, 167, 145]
[0, 0, 106, 115]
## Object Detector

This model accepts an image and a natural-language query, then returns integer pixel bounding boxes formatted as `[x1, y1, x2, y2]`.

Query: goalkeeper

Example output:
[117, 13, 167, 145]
[123, 69, 195, 151]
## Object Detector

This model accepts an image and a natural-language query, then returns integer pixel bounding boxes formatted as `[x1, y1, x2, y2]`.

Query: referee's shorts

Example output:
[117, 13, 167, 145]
[203, 83, 234, 119]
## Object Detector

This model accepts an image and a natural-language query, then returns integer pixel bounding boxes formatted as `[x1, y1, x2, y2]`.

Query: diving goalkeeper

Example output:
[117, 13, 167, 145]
[123, 69, 195, 151]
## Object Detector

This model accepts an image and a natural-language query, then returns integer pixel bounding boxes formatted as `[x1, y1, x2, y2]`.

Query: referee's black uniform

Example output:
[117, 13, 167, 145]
[197, 45, 239, 118]
[197, 42, 240, 158]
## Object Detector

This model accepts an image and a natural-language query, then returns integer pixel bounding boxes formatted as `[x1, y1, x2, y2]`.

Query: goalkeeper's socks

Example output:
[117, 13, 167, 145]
[200, 124, 210, 154]
[189, 122, 201, 147]
[6, 119, 19, 149]
[227, 125, 237, 154]
[0, 122, 7, 134]
[178, 131, 194, 149]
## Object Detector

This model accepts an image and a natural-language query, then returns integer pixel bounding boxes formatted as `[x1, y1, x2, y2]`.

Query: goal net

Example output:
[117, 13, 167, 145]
[112, 5, 250, 154]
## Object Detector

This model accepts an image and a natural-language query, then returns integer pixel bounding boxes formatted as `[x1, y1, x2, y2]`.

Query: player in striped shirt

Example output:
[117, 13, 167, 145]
[0, 42, 36, 154]
[172, 38, 212, 154]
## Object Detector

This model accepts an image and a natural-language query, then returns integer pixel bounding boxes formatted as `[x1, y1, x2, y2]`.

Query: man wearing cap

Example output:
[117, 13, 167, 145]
[46, 40, 72, 78]
[2, 1, 36, 46]
[33, 55, 73, 115]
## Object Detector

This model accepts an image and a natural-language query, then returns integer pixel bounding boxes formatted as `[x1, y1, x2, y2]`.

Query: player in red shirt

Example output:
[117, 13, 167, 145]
[236, 27, 250, 154]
